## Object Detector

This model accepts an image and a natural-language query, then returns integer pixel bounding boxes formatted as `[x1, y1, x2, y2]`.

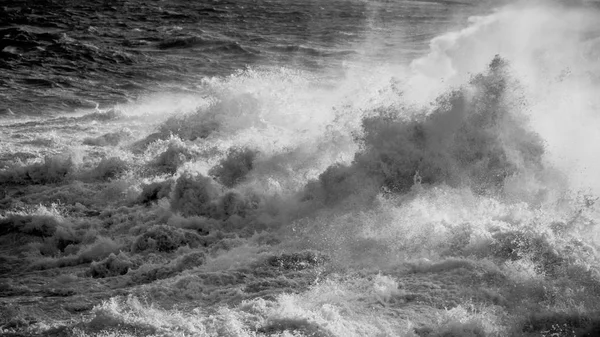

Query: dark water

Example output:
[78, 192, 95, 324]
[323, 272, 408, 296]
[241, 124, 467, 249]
[0, 0, 479, 114]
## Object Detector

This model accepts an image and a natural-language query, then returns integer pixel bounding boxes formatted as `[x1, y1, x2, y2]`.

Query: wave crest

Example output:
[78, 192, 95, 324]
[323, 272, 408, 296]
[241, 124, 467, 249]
[306, 55, 546, 205]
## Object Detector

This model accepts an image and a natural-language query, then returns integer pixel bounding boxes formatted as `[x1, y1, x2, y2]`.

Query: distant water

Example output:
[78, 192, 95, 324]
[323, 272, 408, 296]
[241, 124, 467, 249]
[0, 0, 483, 115]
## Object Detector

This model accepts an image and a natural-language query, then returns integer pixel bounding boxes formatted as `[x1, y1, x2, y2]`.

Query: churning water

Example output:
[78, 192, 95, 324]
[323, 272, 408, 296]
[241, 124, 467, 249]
[1, 0, 600, 336]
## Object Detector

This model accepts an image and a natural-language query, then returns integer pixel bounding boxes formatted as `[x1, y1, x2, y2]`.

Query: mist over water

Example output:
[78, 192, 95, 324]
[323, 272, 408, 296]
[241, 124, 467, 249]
[406, 0, 600, 194]
[2, 0, 600, 336]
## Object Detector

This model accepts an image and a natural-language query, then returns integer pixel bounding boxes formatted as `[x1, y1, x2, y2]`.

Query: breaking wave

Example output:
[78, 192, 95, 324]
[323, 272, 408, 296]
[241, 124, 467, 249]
[2, 1, 600, 336]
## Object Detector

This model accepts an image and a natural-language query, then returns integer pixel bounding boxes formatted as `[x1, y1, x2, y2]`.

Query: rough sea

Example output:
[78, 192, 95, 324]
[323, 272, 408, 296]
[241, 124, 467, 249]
[0, 0, 481, 114]
[2, 0, 600, 336]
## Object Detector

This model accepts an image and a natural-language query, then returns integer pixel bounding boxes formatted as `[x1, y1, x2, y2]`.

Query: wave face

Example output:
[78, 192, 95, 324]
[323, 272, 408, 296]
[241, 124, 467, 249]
[2, 1, 600, 336]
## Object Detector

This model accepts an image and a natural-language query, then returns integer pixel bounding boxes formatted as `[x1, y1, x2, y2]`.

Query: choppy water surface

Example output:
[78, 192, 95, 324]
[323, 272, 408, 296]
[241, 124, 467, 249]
[1, 0, 479, 114]
[2, 0, 600, 336]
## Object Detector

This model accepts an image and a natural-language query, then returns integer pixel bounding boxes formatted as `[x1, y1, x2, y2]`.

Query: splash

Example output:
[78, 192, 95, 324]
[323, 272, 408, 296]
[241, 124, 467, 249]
[406, 0, 600, 193]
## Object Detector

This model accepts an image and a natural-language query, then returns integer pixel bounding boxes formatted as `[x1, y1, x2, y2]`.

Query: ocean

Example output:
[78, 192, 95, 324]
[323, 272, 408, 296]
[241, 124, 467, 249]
[1, 0, 600, 336]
